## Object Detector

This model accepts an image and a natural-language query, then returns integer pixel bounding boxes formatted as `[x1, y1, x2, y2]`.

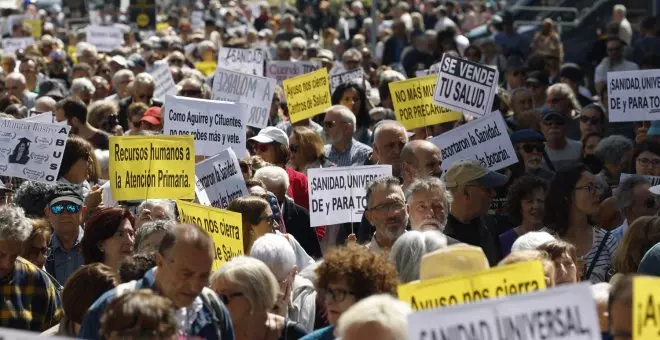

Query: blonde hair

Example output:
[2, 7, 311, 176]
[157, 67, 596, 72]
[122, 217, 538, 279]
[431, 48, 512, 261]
[547, 83, 582, 113]
[210, 256, 278, 313]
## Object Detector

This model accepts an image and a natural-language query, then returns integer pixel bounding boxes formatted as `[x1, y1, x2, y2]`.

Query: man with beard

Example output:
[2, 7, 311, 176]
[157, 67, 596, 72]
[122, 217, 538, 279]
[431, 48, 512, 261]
[540, 108, 581, 171]
[56, 98, 109, 150]
[400, 140, 443, 189]
[369, 121, 408, 178]
[510, 129, 555, 180]
[404, 177, 457, 239]
[363, 176, 408, 253]
[323, 105, 372, 167]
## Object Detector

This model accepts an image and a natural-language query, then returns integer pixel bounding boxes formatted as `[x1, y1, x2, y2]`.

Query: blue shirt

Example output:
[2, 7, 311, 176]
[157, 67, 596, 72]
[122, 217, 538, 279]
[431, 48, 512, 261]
[47, 226, 85, 285]
[300, 326, 335, 340]
[324, 139, 372, 167]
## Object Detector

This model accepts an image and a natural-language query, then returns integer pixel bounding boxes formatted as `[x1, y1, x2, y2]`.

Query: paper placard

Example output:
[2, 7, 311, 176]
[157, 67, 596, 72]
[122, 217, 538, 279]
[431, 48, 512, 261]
[283, 68, 332, 123]
[162, 95, 247, 157]
[191, 11, 204, 29]
[22, 18, 41, 38]
[389, 75, 463, 130]
[407, 283, 599, 340]
[22, 112, 64, 124]
[85, 25, 124, 52]
[265, 60, 320, 85]
[307, 165, 392, 226]
[329, 68, 363, 94]
[109, 135, 195, 201]
[176, 200, 244, 271]
[150, 61, 177, 102]
[433, 53, 498, 117]
[0, 119, 70, 183]
[195, 148, 248, 209]
[620, 173, 660, 186]
[2, 37, 35, 53]
[217, 47, 264, 76]
[211, 67, 277, 129]
[398, 260, 547, 311]
[429, 112, 517, 171]
[633, 276, 660, 339]
[607, 69, 660, 122]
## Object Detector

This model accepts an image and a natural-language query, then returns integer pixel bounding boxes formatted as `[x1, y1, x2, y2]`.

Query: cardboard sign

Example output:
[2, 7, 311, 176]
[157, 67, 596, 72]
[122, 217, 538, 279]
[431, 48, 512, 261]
[307, 165, 392, 227]
[211, 67, 277, 129]
[389, 75, 463, 130]
[217, 47, 264, 76]
[129, 0, 156, 30]
[0, 119, 70, 183]
[2, 37, 35, 53]
[329, 68, 363, 94]
[176, 200, 244, 270]
[620, 173, 660, 186]
[283, 68, 332, 123]
[150, 61, 177, 101]
[433, 53, 498, 117]
[429, 112, 517, 172]
[109, 135, 195, 201]
[408, 283, 599, 340]
[195, 148, 248, 209]
[398, 260, 547, 311]
[85, 25, 124, 52]
[162, 95, 247, 157]
[633, 276, 660, 339]
[265, 60, 320, 85]
[607, 69, 660, 122]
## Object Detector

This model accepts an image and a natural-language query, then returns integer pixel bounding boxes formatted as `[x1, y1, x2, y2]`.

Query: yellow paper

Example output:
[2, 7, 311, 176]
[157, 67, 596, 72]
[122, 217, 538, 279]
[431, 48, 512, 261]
[109, 136, 195, 201]
[633, 276, 660, 339]
[283, 67, 331, 123]
[176, 200, 244, 270]
[156, 22, 169, 32]
[389, 75, 463, 130]
[195, 61, 217, 77]
[397, 260, 547, 311]
[23, 18, 41, 38]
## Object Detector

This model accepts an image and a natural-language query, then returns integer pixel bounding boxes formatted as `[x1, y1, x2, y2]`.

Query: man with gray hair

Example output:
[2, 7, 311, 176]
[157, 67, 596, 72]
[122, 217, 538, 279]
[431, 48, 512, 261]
[6, 72, 37, 108]
[71, 77, 96, 105]
[400, 140, 442, 188]
[1, 52, 17, 75]
[135, 199, 176, 229]
[110, 69, 135, 100]
[405, 177, 456, 237]
[323, 105, 372, 166]
[594, 135, 634, 194]
[275, 14, 306, 43]
[612, 4, 632, 46]
[369, 121, 408, 178]
[0, 205, 62, 331]
[118, 72, 161, 131]
[612, 175, 657, 242]
[364, 176, 408, 252]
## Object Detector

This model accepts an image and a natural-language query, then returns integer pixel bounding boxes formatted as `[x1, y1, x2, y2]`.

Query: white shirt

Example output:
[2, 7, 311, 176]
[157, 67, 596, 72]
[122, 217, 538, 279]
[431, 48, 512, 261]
[619, 18, 633, 46]
[594, 58, 639, 84]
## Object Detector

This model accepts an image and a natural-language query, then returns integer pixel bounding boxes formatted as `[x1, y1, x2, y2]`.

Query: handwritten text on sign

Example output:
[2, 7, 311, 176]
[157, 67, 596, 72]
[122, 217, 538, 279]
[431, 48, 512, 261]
[284, 68, 332, 123]
[607, 69, 660, 122]
[151, 61, 177, 101]
[265, 61, 320, 85]
[211, 67, 276, 129]
[195, 148, 248, 209]
[433, 53, 498, 117]
[307, 165, 392, 226]
[429, 112, 517, 171]
[389, 75, 463, 130]
[218, 47, 264, 76]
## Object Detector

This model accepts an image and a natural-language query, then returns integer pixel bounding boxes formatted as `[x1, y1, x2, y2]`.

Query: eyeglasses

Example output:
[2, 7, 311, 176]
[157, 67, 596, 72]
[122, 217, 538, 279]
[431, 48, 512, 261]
[49, 202, 82, 215]
[323, 120, 338, 129]
[542, 118, 565, 126]
[218, 292, 244, 305]
[322, 287, 355, 303]
[289, 144, 299, 153]
[579, 116, 601, 125]
[180, 88, 202, 97]
[521, 144, 544, 153]
[637, 158, 660, 167]
[575, 183, 602, 196]
[368, 200, 406, 213]
[260, 214, 277, 228]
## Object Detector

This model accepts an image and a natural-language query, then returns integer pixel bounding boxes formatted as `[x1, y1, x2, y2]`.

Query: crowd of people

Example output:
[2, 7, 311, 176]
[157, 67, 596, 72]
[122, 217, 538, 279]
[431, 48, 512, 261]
[0, 0, 659, 339]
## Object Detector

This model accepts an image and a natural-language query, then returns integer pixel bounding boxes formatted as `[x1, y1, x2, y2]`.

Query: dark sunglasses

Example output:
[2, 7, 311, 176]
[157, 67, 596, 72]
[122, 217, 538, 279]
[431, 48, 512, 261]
[323, 120, 337, 129]
[289, 144, 299, 153]
[254, 143, 271, 153]
[521, 144, 544, 153]
[50, 202, 81, 215]
[579, 116, 601, 125]
[180, 88, 202, 96]
[542, 118, 566, 126]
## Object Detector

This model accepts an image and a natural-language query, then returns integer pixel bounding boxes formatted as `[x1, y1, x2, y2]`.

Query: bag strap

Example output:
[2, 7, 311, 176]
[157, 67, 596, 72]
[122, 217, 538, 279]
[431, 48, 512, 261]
[200, 288, 226, 340]
[586, 230, 610, 280]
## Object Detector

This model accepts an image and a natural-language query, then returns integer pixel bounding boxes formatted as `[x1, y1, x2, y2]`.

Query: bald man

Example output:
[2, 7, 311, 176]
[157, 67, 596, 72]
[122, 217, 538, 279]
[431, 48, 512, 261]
[34, 96, 56, 114]
[370, 121, 409, 178]
[401, 140, 443, 188]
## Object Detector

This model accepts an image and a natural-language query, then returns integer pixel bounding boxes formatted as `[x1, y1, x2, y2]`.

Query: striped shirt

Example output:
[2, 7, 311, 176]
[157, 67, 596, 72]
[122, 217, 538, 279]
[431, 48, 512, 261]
[324, 139, 372, 167]
[581, 227, 618, 284]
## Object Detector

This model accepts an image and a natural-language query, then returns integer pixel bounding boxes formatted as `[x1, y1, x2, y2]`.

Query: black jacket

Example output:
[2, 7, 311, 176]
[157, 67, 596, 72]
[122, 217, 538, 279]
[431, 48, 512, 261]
[283, 198, 322, 259]
[444, 214, 503, 266]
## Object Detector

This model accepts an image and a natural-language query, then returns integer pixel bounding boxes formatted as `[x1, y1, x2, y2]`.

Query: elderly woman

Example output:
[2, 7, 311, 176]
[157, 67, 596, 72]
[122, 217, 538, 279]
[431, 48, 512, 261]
[537, 240, 579, 285]
[388, 230, 447, 283]
[133, 219, 174, 253]
[81, 208, 135, 271]
[301, 244, 398, 340]
[335, 295, 411, 340]
[594, 135, 634, 195]
[210, 256, 308, 340]
[500, 175, 548, 256]
[288, 126, 335, 175]
[135, 199, 175, 229]
[21, 218, 52, 268]
[612, 216, 660, 276]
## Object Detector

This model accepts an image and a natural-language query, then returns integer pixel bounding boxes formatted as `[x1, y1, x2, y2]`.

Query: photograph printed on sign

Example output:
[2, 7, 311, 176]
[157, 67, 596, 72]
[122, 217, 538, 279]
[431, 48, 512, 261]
[195, 148, 249, 209]
[217, 47, 264, 76]
[607, 69, 660, 122]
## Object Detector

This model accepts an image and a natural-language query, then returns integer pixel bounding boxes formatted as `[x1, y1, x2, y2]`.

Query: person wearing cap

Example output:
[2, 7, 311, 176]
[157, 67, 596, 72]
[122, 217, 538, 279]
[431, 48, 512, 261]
[525, 70, 549, 110]
[323, 105, 372, 167]
[363, 176, 408, 253]
[510, 129, 555, 180]
[540, 108, 582, 171]
[312, 49, 335, 71]
[594, 36, 638, 96]
[559, 63, 593, 108]
[44, 184, 87, 285]
[127, 54, 147, 75]
[140, 107, 163, 132]
[443, 160, 507, 265]
[58, 98, 109, 150]
[109, 55, 128, 74]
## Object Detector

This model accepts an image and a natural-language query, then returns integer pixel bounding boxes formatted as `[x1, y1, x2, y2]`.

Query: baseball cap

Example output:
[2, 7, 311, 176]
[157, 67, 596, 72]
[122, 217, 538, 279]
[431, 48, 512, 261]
[110, 55, 128, 68]
[37, 79, 67, 101]
[419, 244, 490, 280]
[541, 107, 565, 121]
[510, 129, 545, 144]
[127, 54, 146, 70]
[648, 121, 660, 136]
[559, 63, 583, 83]
[313, 49, 334, 62]
[47, 184, 84, 207]
[249, 127, 290, 148]
[525, 70, 549, 86]
[444, 160, 507, 189]
[141, 107, 162, 125]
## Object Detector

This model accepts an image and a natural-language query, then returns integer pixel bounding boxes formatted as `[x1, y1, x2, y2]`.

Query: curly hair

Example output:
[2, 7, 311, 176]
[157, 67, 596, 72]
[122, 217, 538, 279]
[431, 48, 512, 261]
[613, 216, 660, 274]
[543, 164, 587, 236]
[12, 181, 54, 218]
[316, 244, 398, 300]
[505, 175, 548, 226]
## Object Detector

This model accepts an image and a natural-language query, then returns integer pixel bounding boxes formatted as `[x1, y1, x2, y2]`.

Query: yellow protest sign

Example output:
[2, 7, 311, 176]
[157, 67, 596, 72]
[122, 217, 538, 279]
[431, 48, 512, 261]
[283, 67, 331, 123]
[397, 260, 546, 311]
[22, 18, 41, 38]
[109, 136, 195, 201]
[388, 75, 463, 130]
[195, 61, 217, 77]
[156, 22, 170, 32]
[176, 200, 244, 270]
[633, 276, 660, 339]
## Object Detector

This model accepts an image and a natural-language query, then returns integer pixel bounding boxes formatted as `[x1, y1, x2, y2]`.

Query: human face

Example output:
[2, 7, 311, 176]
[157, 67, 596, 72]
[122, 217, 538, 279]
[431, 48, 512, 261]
[6, 78, 24, 98]
[45, 201, 84, 237]
[211, 277, 251, 325]
[464, 182, 496, 216]
[133, 83, 154, 104]
[511, 91, 534, 115]
[407, 190, 447, 231]
[415, 146, 443, 178]
[157, 241, 213, 308]
[0, 240, 21, 279]
[252, 206, 275, 241]
[520, 188, 545, 228]
[506, 69, 524, 90]
[609, 298, 632, 340]
[19, 61, 36, 83]
[342, 321, 398, 340]
[573, 171, 602, 215]
[65, 158, 89, 184]
[579, 108, 603, 136]
[540, 116, 566, 142]
[517, 142, 544, 171]
[288, 134, 304, 170]
[554, 251, 577, 285]
[607, 40, 623, 62]
[629, 183, 657, 222]
[137, 230, 166, 253]
[373, 128, 407, 176]
[546, 92, 570, 114]
[323, 111, 350, 145]
[323, 281, 357, 325]
[635, 151, 660, 176]
[583, 136, 601, 156]
[115, 75, 134, 98]
[23, 232, 49, 268]
[253, 142, 277, 164]
[339, 88, 361, 115]
[1, 57, 15, 75]
[101, 218, 135, 268]
[179, 83, 204, 98]
[365, 186, 407, 243]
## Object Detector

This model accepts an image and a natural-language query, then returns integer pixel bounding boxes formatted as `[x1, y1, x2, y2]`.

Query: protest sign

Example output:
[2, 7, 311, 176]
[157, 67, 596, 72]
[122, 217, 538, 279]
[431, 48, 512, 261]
[22, 18, 41, 38]
[407, 283, 599, 340]
[398, 260, 547, 311]
[0, 119, 70, 183]
[429, 112, 517, 172]
[607, 69, 660, 122]
[307, 165, 392, 226]
[633, 276, 660, 339]
[191, 11, 204, 29]
[620, 173, 660, 186]
[85, 25, 124, 52]
[162, 95, 247, 157]
[283, 68, 332, 123]
[129, 0, 156, 30]
[433, 53, 498, 117]
[265, 60, 320, 85]
[195, 148, 248, 209]
[218, 47, 264, 76]
[0, 327, 74, 339]
[150, 61, 177, 101]
[176, 200, 244, 270]
[211, 67, 277, 129]
[109, 135, 195, 201]
[414, 69, 436, 77]
[389, 75, 463, 130]
[2, 37, 35, 53]
[329, 68, 363, 94]
[22, 112, 64, 124]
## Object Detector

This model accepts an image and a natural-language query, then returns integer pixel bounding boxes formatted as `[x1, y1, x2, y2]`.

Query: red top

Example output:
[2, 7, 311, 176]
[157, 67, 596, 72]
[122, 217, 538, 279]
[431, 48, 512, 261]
[285, 167, 325, 239]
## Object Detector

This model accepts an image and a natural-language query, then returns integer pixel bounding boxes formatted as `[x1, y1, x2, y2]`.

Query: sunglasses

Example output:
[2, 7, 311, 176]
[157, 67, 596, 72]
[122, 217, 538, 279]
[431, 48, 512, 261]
[542, 118, 565, 126]
[180, 88, 202, 96]
[521, 144, 544, 153]
[579, 116, 601, 125]
[289, 144, 299, 153]
[254, 143, 271, 153]
[218, 292, 244, 305]
[50, 202, 81, 215]
[323, 120, 337, 129]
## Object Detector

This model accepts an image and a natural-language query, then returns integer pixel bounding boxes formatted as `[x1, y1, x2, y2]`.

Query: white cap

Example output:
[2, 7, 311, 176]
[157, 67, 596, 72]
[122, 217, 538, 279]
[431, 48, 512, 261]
[249, 127, 289, 148]
[110, 55, 127, 67]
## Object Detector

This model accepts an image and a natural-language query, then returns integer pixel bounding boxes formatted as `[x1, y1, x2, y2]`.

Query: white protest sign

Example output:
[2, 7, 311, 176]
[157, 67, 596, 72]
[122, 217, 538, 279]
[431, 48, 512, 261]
[0, 327, 75, 339]
[429, 112, 517, 171]
[407, 283, 600, 340]
[415, 69, 436, 77]
[85, 25, 124, 52]
[22, 112, 65, 124]
[433, 53, 498, 117]
[150, 61, 177, 101]
[620, 173, 660, 186]
[330, 68, 363, 94]
[0, 119, 70, 183]
[2, 37, 35, 53]
[308, 165, 392, 226]
[211, 67, 277, 129]
[191, 11, 205, 30]
[195, 148, 248, 208]
[226, 25, 248, 37]
[607, 69, 660, 122]
[162, 95, 247, 157]
[218, 47, 264, 76]
[265, 60, 321, 85]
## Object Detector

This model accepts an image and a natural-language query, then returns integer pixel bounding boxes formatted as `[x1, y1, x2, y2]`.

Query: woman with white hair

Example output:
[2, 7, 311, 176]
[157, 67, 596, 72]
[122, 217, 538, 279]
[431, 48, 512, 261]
[135, 199, 176, 229]
[210, 256, 308, 340]
[388, 230, 447, 283]
[336, 294, 411, 340]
